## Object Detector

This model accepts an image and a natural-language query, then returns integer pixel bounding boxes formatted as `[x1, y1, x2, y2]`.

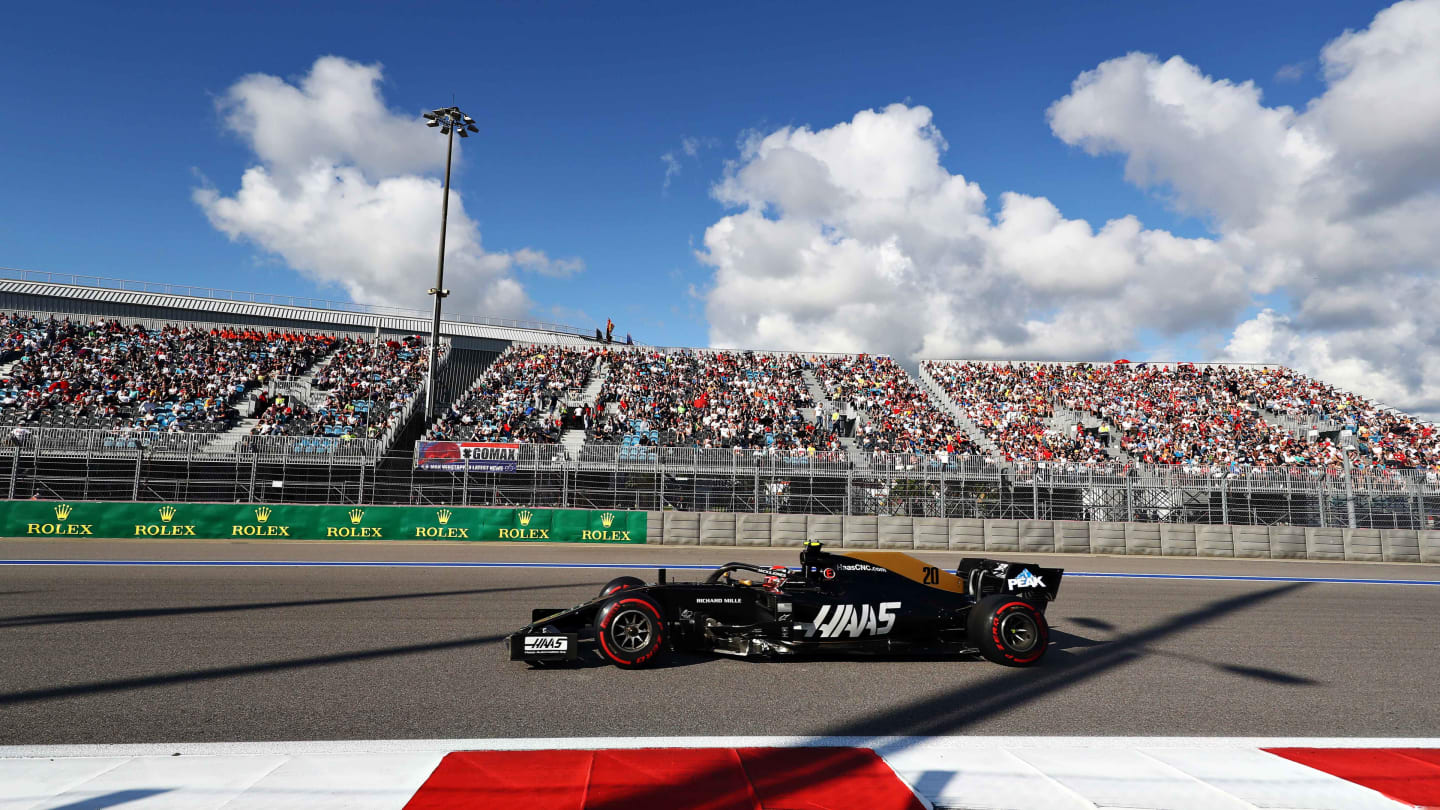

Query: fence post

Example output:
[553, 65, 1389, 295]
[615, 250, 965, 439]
[8, 444, 18, 500]
[845, 467, 853, 516]
[1126, 472, 1135, 522]
[1032, 469, 1040, 519]
[1341, 452, 1358, 529]
[938, 467, 946, 518]
[753, 460, 760, 513]
[132, 447, 143, 501]
[1220, 477, 1229, 525]
[1413, 476, 1424, 530]
[1317, 475, 1327, 528]
[358, 460, 367, 505]
[561, 462, 569, 508]
[248, 456, 258, 503]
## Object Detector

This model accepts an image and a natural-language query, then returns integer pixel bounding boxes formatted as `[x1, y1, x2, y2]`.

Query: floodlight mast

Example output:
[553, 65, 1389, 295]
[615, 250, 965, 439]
[421, 106, 479, 421]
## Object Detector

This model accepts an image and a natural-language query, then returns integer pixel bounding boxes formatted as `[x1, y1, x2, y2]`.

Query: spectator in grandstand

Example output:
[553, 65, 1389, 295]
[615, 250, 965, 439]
[812, 354, 975, 457]
[255, 335, 432, 440]
[426, 345, 601, 444]
[0, 314, 335, 434]
[590, 348, 841, 455]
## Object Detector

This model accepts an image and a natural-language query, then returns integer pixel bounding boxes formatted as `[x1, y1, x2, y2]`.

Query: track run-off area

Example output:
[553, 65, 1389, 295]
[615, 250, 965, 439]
[2, 539, 1438, 745]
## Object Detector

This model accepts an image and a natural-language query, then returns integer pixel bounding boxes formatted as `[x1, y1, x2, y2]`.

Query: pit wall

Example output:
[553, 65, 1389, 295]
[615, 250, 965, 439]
[647, 512, 1440, 563]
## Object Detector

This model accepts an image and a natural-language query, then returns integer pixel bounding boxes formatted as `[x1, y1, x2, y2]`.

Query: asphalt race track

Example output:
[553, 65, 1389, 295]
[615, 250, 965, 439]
[2, 539, 1438, 745]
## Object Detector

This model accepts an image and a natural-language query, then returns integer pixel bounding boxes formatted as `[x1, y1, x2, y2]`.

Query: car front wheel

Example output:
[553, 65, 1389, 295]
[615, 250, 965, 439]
[594, 595, 666, 668]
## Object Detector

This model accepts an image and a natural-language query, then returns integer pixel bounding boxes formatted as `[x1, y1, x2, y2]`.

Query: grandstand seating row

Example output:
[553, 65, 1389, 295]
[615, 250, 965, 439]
[4, 312, 1435, 471]
[1, 314, 436, 447]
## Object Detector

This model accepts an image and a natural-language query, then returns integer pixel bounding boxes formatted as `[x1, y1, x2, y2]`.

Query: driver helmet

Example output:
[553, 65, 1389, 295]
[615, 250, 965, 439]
[762, 565, 789, 592]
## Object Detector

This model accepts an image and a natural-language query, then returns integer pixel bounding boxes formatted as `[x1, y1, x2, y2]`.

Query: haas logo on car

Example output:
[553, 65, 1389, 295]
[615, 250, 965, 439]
[805, 602, 901, 638]
[1008, 568, 1045, 589]
[523, 636, 569, 654]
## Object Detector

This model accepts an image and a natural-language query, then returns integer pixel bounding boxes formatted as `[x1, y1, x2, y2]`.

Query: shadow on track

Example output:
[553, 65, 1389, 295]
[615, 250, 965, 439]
[0, 581, 603, 628]
[0, 630, 514, 706]
[562, 581, 1314, 809]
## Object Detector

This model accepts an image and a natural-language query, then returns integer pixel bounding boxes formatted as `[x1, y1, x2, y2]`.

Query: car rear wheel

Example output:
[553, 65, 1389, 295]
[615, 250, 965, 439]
[967, 595, 1049, 667]
[598, 576, 645, 598]
[594, 595, 666, 668]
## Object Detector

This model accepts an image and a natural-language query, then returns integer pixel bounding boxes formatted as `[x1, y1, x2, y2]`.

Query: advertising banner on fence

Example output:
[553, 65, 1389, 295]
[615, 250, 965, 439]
[414, 441, 520, 472]
[0, 502, 646, 543]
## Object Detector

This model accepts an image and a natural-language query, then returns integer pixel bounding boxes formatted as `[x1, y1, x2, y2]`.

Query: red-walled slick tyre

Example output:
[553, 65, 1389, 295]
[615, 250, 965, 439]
[967, 595, 1049, 667]
[594, 595, 666, 669]
[598, 576, 645, 599]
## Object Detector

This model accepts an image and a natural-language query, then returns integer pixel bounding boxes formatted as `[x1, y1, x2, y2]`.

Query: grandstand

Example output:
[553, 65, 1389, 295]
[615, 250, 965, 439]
[1, 267, 1436, 529]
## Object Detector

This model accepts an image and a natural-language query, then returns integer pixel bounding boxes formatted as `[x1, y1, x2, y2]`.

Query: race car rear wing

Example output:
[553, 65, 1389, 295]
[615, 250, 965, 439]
[957, 558, 1063, 601]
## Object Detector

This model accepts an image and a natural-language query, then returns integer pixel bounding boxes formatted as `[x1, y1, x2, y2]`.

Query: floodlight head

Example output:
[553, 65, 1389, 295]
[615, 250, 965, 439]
[423, 111, 437, 121]
[426, 120, 440, 128]
[440, 126, 451, 135]
[467, 124, 478, 133]
[458, 129, 468, 138]
[462, 115, 474, 124]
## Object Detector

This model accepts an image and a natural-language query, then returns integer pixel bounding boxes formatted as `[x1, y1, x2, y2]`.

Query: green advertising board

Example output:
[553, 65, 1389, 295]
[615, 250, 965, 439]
[1, 501, 646, 544]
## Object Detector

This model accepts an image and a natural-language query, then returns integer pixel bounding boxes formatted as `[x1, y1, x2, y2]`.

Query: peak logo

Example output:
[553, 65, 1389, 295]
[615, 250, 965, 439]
[804, 602, 901, 638]
[1008, 569, 1045, 589]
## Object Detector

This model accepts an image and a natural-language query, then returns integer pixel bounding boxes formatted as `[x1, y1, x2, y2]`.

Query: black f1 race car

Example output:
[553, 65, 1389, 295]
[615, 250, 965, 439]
[509, 542, 1063, 669]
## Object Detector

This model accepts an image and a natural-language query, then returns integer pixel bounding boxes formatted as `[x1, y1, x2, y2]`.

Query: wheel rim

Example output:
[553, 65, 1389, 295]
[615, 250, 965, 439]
[999, 611, 1039, 652]
[612, 609, 653, 652]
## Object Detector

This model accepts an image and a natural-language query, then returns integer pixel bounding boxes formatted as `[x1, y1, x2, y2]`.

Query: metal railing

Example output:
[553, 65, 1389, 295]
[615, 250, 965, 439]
[2, 436, 1437, 529]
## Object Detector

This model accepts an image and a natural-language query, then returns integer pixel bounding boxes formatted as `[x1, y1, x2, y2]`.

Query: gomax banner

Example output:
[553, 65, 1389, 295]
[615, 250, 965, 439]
[2, 501, 646, 543]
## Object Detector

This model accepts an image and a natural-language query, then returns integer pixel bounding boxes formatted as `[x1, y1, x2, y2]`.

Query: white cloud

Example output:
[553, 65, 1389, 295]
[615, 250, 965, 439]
[700, 0, 1440, 418]
[1274, 62, 1307, 82]
[661, 152, 683, 190]
[700, 103, 1246, 363]
[196, 56, 579, 318]
[661, 135, 718, 190]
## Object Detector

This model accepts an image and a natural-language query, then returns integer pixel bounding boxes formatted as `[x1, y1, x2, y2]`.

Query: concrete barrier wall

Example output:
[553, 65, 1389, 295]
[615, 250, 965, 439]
[642, 511, 1438, 562]
[699, 512, 735, 546]
[661, 511, 699, 546]
[771, 514, 808, 547]
[736, 513, 770, 547]
[1306, 527, 1345, 560]
[809, 514, 842, 546]
[949, 519, 984, 552]
[842, 515, 878, 548]
[1161, 524, 1197, 556]
[984, 519, 1019, 553]
[1422, 531, 1440, 564]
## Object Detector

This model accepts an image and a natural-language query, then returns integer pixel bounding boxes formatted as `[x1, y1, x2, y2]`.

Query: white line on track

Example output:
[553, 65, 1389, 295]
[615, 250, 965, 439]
[2, 558, 1439, 586]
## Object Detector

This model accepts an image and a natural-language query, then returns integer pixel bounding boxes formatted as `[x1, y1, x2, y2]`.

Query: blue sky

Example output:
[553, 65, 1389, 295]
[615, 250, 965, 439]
[0, 0, 1400, 352]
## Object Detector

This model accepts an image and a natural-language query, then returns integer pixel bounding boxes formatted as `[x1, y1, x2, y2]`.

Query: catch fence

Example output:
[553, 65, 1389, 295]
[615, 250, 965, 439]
[2, 431, 1437, 530]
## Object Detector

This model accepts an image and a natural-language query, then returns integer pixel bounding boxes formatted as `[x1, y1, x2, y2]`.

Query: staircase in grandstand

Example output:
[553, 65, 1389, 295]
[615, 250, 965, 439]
[803, 367, 867, 467]
[916, 363, 998, 456]
[202, 363, 335, 456]
[560, 357, 610, 457]
[1050, 402, 1131, 462]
